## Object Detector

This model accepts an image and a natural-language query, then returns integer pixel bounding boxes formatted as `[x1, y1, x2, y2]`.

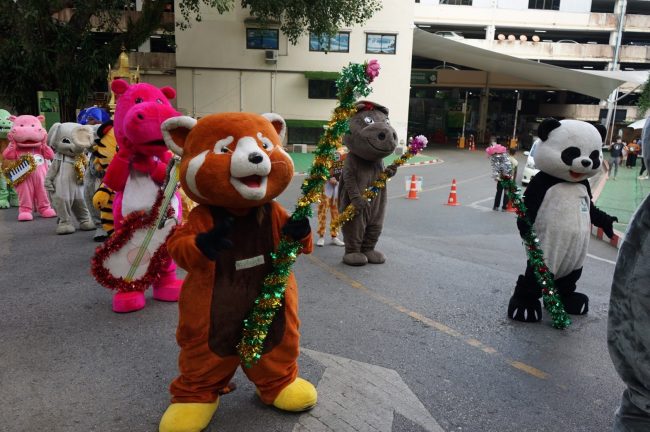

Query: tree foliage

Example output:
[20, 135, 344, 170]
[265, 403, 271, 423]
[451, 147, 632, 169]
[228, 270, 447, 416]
[636, 74, 650, 119]
[0, 0, 381, 120]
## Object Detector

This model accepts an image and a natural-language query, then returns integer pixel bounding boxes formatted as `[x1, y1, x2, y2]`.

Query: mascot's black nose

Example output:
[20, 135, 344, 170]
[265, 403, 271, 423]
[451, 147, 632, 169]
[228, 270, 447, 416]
[581, 159, 591, 167]
[378, 132, 386, 141]
[249, 153, 264, 164]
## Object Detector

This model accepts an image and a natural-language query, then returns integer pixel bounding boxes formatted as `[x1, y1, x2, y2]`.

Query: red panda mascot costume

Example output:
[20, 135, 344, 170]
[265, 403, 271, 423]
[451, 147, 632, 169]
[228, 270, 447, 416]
[159, 113, 316, 432]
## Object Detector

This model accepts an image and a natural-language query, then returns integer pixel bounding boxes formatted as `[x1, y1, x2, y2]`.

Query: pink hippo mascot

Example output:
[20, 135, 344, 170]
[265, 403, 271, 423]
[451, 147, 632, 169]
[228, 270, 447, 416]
[99, 79, 183, 313]
[2, 115, 56, 221]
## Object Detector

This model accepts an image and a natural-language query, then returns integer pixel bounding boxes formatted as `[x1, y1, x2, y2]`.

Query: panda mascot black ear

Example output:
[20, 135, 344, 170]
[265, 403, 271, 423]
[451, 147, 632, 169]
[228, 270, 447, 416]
[594, 124, 607, 142]
[538, 118, 562, 141]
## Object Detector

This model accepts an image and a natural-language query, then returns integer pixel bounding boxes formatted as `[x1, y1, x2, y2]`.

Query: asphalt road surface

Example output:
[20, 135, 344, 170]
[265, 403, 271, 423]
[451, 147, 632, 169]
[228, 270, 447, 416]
[0, 148, 624, 432]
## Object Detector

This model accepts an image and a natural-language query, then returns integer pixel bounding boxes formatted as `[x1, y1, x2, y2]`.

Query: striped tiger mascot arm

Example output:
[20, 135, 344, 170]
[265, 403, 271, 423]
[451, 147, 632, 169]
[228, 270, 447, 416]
[91, 121, 118, 237]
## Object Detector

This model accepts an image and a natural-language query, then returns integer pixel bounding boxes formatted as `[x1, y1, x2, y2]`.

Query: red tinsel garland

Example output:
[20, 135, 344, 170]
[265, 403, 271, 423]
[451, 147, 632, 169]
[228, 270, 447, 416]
[91, 192, 175, 293]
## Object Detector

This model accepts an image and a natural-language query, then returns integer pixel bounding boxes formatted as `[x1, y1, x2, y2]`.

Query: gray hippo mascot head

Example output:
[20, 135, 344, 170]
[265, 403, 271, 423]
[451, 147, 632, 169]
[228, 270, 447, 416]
[339, 100, 398, 266]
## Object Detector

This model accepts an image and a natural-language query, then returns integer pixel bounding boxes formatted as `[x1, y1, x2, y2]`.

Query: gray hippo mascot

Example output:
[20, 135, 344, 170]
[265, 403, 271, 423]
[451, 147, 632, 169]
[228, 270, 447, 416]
[608, 118, 650, 431]
[45, 122, 96, 235]
[339, 101, 398, 266]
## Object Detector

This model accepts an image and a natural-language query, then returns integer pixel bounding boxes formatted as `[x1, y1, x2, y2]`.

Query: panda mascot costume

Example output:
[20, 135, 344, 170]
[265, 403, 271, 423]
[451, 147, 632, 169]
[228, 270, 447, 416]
[508, 118, 618, 323]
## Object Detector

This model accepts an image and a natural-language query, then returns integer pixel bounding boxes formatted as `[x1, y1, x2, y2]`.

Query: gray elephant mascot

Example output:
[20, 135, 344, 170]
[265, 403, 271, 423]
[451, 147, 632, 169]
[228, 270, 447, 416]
[45, 122, 96, 235]
[339, 101, 398, 266]
[608, 118, 650, 431]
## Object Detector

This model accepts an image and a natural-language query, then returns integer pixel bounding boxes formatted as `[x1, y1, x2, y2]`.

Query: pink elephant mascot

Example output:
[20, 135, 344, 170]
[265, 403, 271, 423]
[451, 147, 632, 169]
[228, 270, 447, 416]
[100, 79, 183, 313]
[2, 115, 56, 221]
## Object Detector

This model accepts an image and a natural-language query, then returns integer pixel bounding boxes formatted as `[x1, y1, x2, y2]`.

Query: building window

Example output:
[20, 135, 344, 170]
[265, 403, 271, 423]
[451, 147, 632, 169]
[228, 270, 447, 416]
[309, 32, 350, 53]
[439, 0, 472, 5]
[246, 28, 279, 50]
[288, 127, 324, 145]
[308, 80, 338, 99]
[528, 0, 559, 10]
[366, 33, 397, 55]
[150, 34, 176, 53]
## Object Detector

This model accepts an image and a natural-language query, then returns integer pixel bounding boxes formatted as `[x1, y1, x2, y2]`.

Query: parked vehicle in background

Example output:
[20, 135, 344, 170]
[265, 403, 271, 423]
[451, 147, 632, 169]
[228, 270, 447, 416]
[434, 31, 465, 40]
[522, 139, 540, 185]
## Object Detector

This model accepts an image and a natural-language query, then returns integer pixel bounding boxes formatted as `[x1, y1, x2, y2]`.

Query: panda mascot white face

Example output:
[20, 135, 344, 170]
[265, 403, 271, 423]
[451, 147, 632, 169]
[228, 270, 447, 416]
[535, 119, 604, 183]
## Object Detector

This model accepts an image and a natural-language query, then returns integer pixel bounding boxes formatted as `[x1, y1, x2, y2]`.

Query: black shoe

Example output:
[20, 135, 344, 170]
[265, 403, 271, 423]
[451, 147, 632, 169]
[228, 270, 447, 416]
[493, 207, 498, 211]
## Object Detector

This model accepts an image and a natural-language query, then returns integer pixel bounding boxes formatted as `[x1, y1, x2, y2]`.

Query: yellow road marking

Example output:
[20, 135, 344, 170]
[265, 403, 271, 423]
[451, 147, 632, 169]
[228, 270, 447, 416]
[306, 254, 551, 381]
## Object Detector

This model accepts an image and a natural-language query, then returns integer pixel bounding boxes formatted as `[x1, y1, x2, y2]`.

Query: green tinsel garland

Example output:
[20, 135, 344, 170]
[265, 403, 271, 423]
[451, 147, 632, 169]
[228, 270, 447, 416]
[237, 61, 378, 367]
[500, 177, 571, 329]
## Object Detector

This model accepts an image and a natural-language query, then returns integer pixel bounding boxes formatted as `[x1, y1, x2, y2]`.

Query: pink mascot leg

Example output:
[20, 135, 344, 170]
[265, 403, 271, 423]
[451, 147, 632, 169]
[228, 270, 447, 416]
[110, 192, 147, 313]
[152, 192, 183, 302]
[32, 166, 55, 218]
[15, 181, 34, 221]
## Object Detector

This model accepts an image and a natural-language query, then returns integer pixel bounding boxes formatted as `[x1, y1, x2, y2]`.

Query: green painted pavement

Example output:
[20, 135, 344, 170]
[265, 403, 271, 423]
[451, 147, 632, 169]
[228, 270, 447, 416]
[596, 163, 650, 232]
[288, 152, 440, 174]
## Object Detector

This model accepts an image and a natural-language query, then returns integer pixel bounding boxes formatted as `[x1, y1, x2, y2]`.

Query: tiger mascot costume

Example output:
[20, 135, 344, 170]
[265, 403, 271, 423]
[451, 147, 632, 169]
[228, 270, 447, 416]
[159, 112, 316, 432]
[91, 121, 118, 239]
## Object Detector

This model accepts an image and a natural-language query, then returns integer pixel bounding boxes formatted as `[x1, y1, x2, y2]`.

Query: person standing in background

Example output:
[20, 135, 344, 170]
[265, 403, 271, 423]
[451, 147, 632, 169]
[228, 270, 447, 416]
[626, 139, 640, 168]
[608, 137, 627, 180]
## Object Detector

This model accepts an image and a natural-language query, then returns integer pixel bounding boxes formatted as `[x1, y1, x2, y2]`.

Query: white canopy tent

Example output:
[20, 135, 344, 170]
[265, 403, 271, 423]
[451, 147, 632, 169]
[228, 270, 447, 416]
[412, 28, 630, 100]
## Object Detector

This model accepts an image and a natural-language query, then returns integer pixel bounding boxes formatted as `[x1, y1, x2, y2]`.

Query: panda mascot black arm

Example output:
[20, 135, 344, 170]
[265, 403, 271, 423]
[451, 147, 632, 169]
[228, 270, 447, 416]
[508, 118, 618, 323]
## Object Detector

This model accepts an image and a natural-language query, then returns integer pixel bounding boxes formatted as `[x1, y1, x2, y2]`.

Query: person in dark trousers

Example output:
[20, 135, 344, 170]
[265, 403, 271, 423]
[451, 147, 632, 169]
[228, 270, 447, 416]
[626, 139, 640, 168]
[639, 146, 648, 180]
[608, 137, 627, 180]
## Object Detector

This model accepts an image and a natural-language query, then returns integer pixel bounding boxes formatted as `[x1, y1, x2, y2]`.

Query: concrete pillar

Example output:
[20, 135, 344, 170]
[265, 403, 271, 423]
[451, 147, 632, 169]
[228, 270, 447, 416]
[478, 87, 490, 145]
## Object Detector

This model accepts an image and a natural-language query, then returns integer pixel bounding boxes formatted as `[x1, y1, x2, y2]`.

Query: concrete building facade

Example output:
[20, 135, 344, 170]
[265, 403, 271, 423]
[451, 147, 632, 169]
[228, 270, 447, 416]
[173, 1, 414, 146]
[171, 0, 650, 147]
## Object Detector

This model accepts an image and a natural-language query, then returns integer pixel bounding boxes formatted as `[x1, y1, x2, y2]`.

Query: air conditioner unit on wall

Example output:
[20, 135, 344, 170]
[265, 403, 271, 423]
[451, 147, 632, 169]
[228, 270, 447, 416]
[265, 50, 278, 63]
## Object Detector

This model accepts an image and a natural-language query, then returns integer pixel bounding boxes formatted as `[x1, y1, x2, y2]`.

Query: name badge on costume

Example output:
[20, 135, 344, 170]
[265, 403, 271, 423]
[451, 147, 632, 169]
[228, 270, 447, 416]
[580, 196, 589, 213]
[235, 255, 265, 271]
[33, 154, 44, 166]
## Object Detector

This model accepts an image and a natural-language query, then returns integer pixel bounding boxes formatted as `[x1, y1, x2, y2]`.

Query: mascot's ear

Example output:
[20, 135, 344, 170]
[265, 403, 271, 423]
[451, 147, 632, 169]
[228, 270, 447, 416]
[161, 87, 176, 100]
[8, 115, 16, 122]
[262, 113, 286, 142]
[111, 79, 130, 96]
[36, 115, 45, 124]
[47, 123, 61, 149]
[73, 125, 94, 148]
[354, 100, 389, 116]
[538, 118, 561, 141]
[594, 124, 607, 142]
[162, 116, 197, 156]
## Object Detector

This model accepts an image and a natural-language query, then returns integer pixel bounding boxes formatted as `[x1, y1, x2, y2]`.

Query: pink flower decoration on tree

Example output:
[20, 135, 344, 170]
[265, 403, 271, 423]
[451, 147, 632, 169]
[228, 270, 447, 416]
[365, 59, 381, 82]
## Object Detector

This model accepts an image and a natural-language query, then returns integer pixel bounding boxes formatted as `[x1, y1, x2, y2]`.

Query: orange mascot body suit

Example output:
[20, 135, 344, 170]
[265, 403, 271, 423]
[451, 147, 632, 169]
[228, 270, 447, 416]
[159, 113, 317, 432]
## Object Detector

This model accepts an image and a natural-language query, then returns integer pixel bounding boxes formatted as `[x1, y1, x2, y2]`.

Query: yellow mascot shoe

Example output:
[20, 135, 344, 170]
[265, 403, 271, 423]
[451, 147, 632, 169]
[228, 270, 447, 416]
[159, 400, 219, 432]
[271, 377, 318, 412]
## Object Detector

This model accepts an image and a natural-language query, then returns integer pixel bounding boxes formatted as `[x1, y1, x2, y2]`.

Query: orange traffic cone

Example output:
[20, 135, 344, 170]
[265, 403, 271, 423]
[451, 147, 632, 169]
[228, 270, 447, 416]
[407, 174, 419, 200]
[505, 198, 517, 212]
[445, 179, 460, 206]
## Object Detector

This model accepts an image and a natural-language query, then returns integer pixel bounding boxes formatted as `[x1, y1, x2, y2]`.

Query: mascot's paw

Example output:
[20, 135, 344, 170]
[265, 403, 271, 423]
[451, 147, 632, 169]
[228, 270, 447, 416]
[362, 249, 386, 264]
[561, 292, 589, 315]
[507, 296, 542, 322]
[271, 377, 317, 412]
[39, 208, 57, 218]
[18, 212, 33, 221]
[343, 252, 368, 266]
[80, 220, 96, 231]
[159, 400, 219, 432]
[153, 279, 183, 302]
[0, 199, 9, 209]
[112, 291, 146, 313]
[93, 228, 108, 242]
[56, 223, 76, 235]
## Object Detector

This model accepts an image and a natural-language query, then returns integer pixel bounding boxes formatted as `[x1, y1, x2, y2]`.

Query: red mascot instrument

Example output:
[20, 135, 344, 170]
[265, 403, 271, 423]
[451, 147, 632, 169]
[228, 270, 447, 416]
[91, 157, 180, 292]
